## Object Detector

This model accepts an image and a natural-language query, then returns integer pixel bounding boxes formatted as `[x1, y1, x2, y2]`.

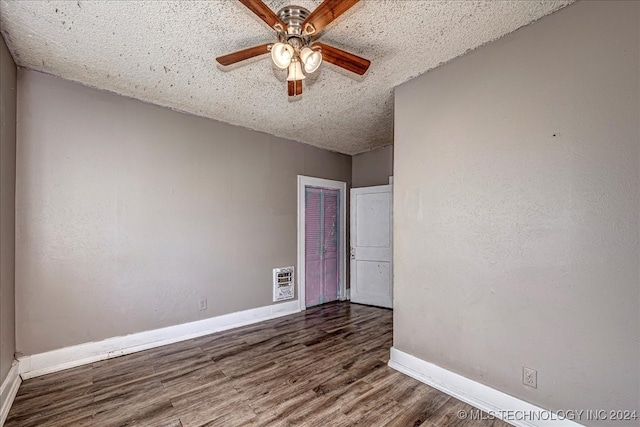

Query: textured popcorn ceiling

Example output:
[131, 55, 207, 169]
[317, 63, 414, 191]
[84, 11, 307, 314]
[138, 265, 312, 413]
[0, 0, 573, 154]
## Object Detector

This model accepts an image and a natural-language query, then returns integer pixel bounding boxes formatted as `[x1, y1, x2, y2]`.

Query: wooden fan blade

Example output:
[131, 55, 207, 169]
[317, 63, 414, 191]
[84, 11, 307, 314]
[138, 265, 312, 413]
[314, 43, 370, 75]
[302, 0, 360, 35]
[216, 43, 271, 66]
[238, 0, 287, 31]
[288, 80, 303, 96]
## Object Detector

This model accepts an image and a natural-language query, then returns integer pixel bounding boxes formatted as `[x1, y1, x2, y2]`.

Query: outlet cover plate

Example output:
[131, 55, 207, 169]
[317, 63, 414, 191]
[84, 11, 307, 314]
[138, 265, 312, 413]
[199, 298, 207, 311]
[523, 366, 537, 388]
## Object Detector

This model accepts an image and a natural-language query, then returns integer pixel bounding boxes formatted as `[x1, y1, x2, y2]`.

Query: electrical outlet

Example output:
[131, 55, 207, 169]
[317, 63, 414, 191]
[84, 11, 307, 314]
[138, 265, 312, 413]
[199, 298, 207, 311]
[523, 366, 537, 388]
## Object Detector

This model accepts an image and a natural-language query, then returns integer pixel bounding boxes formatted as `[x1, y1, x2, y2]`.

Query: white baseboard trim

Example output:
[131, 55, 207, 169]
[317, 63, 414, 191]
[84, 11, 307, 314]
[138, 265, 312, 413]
[1, 361, 21, 426]
[388, 347, 582, 427]
[18, 300, 300, 380]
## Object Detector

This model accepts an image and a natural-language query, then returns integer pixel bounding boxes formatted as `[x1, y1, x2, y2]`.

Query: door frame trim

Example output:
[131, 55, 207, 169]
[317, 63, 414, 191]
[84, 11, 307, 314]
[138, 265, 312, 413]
[297, 176, 347, 311]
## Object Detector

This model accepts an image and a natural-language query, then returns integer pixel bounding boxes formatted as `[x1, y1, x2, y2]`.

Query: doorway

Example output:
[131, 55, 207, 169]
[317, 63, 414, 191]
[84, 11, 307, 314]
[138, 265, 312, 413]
[297, 176, 347, 310]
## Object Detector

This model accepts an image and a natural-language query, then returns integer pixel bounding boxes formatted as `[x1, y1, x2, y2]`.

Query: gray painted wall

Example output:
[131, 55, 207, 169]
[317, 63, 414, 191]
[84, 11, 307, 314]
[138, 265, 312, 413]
[393, 1, 639, 423]
[352, 145, 393, 188]
[15, 70, 351, 355]
[0, 35, 17, 383]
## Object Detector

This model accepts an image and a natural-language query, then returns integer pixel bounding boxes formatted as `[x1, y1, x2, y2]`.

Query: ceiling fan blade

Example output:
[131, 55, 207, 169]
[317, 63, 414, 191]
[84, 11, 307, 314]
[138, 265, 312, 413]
[216, 43, 271, 66]
[288, 80, 303, 96]
[238, 0, 287, 31]
[302, 0, 360, 35]
[314, 43, 370, 75]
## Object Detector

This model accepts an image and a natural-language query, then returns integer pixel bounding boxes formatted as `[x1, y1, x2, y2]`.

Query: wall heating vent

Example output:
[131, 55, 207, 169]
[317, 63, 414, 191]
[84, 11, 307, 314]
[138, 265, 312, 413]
[273, 267, 295, 302]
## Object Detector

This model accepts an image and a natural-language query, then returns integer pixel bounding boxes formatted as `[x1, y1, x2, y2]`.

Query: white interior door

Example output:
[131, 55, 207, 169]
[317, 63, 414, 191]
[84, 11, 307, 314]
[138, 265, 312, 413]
[350, 185, 393, 308]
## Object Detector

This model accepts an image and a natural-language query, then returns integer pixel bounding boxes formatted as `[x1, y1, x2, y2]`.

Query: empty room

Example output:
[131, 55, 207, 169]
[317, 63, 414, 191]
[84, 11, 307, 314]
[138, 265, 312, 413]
[0, 0, 638, 426]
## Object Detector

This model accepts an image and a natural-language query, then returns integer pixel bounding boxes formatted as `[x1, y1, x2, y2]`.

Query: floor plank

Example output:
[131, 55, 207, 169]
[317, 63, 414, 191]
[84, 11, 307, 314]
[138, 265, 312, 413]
[6, 302, 510, 427]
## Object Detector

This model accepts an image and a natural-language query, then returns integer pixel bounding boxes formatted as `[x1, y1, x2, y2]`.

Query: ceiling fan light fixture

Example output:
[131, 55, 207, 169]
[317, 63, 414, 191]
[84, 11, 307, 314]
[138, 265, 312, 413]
[271, 42, 294, 69]
[286, 59, 306, 81]
[300, 47, 322, 73]
[218, 0, 370, 96]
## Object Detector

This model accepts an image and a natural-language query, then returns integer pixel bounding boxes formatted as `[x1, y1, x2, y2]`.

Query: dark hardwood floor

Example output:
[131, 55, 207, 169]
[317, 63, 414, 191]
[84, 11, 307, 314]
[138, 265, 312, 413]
[6, 302, 509, 427]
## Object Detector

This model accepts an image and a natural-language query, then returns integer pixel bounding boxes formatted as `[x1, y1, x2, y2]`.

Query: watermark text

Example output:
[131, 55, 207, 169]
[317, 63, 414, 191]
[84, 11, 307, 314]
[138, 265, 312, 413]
[456, 409, 638, 423]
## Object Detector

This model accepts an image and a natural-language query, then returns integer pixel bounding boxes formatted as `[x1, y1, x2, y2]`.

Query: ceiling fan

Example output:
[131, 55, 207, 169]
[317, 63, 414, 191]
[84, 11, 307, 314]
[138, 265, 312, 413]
[216, 0, 371, 97]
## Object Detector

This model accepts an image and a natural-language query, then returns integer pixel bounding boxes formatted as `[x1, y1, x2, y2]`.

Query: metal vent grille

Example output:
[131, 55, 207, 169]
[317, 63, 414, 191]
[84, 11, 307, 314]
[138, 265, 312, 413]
[273, 266, 295, 302]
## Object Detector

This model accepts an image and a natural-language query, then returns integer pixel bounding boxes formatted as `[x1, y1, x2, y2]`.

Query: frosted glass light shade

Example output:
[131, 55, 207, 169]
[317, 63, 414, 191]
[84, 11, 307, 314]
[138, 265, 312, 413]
[271, 42, 294, 69]
[286, 60, 306, 81]
[300, 47, 322, 73]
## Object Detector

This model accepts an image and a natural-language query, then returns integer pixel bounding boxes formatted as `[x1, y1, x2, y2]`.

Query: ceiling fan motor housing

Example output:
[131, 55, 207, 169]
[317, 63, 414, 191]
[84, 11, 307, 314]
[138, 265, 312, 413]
[278, 6, 311, 38]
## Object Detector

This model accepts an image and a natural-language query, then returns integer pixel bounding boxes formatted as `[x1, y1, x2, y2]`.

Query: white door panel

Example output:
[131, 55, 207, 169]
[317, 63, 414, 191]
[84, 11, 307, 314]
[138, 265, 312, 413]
[350, 185, 393, 309]
[356, 192, 391, 247]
